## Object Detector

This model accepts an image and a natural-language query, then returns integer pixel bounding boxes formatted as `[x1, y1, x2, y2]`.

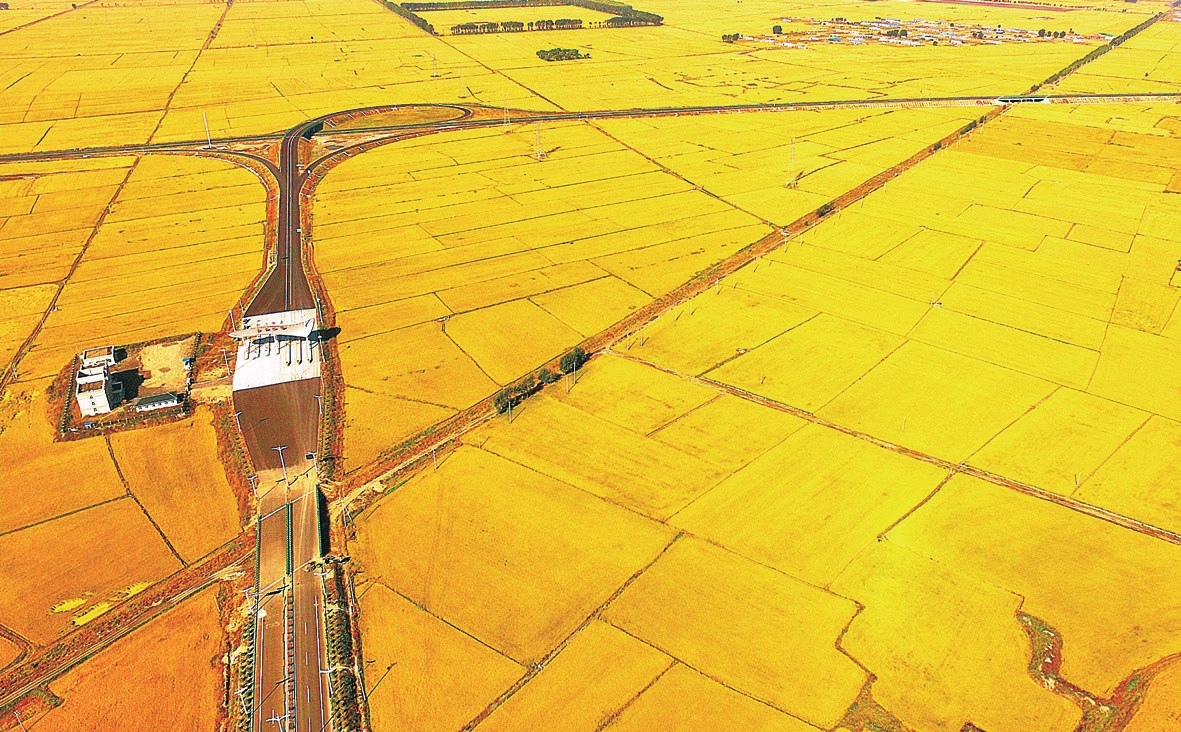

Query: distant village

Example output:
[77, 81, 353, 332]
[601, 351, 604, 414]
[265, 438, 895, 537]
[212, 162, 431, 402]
[733, 17, 1107, 48]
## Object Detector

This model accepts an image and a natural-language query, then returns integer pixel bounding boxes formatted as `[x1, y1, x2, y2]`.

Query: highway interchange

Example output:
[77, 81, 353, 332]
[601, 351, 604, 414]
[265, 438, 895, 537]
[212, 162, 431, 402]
[1, 84, 1179, 731]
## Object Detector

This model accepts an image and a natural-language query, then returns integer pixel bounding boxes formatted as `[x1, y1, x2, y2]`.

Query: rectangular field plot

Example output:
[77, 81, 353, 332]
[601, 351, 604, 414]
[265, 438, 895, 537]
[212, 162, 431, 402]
[890, 474, 1181, 697]
[603, 537, 866, 729]
[606, 663, 818, 732]
[14, 155, 266, 382]
[967, 388, 1147, 497]
[819, 342, 1055, 463]
[351, 447, 675, 664]
[1076, 415, 1181, 535]
[32, 588, 225, 732]
[0, 379, 126, 536]
[830, 541, 1081, 732]
[672, 424, 948, 586]
[109, 410, 243, 563]
[477, 620, 671, 732]
[357, 583, 524, 732]
[0, 497, 181, 644]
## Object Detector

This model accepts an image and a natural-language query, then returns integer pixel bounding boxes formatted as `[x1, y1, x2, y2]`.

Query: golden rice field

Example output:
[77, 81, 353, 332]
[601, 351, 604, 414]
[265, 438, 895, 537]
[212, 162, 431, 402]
[0, 0, 1165, 152]
[9, 153, 266, 382]
[350, 98, 1181, 731]
[315, 108, 993, 470]
[24, 588, 225, 730]
[1056, 14, 1181, 95]
[1, 0, 1180, 728]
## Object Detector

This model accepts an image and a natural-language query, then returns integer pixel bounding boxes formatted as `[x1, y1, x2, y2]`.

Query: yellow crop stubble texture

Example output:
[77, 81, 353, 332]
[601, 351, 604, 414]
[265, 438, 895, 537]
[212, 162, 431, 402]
[672, 424, 948, 587]
[830, 541, 1081, 732]
[342, 386, 455, 468]
[445, 299, 583, 385]
[0, 379, 126, 535]
[338, 322, 497, 410]
[477, 619, 671, 732]
[1077, 416, 1181, 535]
[0, 1, 223, 154]
[650, 394, 806, 471]
[708, 313, 904, 412]
[33, 588, 224, 732]
[0, 498, 181, 644]
[820, 341, 1056, 464]
[605, 664, 819, 732]
[594, 108, 976, 226]
[476, 391, 730, 521]
[603, 537, 865, 728]
[529, 276, 652, 337]
[353, 447, 675, 664]
[108, 410, 242, 563]
[359, 583, 523, 732]
[0, 284, 57, 372]
[555, 354, 716, 435]
[906, 307, 1099, 389]
[1089, 325, 1181, 422]
[17, 155, 265, 381]
[630, 286, 815, 377]
[968, 388, 1148, 497]
[890, 474, 1181, 697]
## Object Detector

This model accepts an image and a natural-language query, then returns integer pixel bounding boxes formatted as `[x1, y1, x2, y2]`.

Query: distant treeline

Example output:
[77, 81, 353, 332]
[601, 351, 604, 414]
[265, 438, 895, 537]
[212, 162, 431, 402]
[537, 46, 591, 61]
[1036, 11, 1162, 88]
[453, 19, 584, 33]
[389, 0, 662, 35]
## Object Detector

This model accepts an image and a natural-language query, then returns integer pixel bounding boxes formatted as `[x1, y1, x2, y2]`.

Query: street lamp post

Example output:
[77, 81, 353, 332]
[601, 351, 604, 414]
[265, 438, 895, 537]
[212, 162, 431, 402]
[273, 445, 289, 486]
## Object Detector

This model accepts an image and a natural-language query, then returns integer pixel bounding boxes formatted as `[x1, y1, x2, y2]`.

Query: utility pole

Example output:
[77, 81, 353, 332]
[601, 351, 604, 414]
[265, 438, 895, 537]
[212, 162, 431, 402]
[233, 410, 243, 432]
[202, 111, 212, 149]
[312, 393, 322, 418]
[273, 445, 289, 486]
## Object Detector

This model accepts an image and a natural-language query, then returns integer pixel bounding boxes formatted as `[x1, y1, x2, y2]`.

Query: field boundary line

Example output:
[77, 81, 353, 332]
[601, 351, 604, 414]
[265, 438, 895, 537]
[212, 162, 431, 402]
[0, 0, 101, 37]
[143, 0, 233, 145]
[611, 349, 1181, 546]
[0, 495, 127, 540]
[590, 658, 677, 731]
[601, 620, 824, 728]
[0, 158, 140, 394]
[459, 531, 683, 731]
[105, 436, 187, 566]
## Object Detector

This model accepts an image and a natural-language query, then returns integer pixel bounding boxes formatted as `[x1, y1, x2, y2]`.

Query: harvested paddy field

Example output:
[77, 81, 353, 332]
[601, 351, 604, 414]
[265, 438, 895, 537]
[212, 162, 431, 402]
[350, 99, 1181, 731]
[316, 107, 995, 473]
[10, 154, 266, 382]
[26, 587, 225, 731]
[108, 409, 243, 563]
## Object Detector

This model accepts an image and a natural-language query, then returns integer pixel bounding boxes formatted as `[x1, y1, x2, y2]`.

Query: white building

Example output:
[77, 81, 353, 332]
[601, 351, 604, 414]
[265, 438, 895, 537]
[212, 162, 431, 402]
[76, 345, 121, 417]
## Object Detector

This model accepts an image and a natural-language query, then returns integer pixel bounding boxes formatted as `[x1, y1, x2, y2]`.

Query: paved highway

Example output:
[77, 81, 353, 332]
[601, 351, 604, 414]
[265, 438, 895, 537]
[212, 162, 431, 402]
[2, 92, 1180, 171]
[236, 117, 328, 732]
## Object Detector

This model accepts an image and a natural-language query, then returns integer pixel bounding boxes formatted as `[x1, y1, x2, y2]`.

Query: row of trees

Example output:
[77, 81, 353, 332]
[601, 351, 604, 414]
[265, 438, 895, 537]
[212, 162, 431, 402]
[384, 1, 436, 34]
[451, 18, 584, 33]
[393, 0, 661, 35]
[494, 347, 588, 415]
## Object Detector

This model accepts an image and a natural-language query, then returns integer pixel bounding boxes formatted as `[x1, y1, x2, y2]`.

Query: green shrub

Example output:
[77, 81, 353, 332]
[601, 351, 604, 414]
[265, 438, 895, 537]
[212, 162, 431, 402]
[559, 347, 588, 374]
